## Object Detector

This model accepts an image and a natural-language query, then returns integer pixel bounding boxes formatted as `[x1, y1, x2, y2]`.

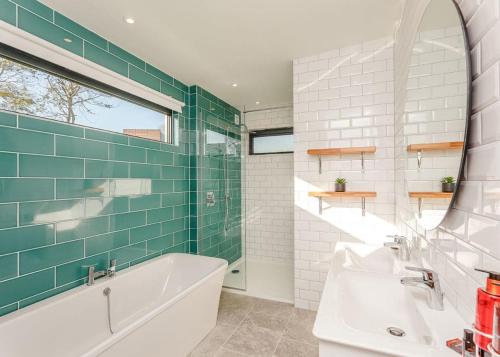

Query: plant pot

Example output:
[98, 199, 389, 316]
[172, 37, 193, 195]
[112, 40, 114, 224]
[442, 182, 455, 193]
[335, 183, 346, 192]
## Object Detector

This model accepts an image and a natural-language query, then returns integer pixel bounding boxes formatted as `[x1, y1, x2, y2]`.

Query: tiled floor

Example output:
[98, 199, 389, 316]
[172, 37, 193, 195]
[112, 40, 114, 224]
[189, 292, 319, 357]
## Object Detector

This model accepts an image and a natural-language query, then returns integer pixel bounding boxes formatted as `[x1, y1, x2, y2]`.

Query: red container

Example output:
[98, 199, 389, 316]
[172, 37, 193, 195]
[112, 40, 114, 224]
[475, 269, 500, 352]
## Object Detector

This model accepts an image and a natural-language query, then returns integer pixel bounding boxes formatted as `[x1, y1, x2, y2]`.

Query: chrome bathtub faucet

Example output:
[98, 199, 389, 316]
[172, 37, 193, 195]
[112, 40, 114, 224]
[87, 259, 117, 286]
[400, 266, 444, 311]
[384, 235, 411, 261]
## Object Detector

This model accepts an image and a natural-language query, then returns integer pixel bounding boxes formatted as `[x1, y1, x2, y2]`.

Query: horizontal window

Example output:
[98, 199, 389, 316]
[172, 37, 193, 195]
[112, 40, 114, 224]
[0, 44, 174, 144]
[249, 127, 293, 155]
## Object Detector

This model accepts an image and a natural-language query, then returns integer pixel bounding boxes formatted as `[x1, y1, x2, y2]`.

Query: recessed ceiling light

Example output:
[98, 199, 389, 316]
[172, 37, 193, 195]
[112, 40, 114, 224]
[232, 83, 238, 87]
[63, 38, 72, 43]
[255, 101, 260, 105]
[124, 17, 135, 24]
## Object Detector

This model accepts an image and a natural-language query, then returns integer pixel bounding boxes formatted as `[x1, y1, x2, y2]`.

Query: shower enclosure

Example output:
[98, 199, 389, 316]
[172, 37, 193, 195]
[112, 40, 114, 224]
[189, 86, 247, 290]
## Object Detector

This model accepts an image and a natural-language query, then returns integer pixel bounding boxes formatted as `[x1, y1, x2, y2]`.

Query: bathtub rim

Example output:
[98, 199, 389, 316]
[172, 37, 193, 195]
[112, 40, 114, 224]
[0, 253, 227, 331]
[82, 253, 228, 357]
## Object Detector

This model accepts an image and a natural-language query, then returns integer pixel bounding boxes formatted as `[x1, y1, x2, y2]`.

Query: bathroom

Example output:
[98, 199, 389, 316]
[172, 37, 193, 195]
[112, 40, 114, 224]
[0, 0, 499, 355]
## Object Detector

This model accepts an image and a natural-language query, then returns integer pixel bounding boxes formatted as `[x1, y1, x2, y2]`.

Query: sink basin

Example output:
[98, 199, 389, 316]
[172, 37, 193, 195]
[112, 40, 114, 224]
[338, 243, 403, 274]
[314, 243, 468, 356]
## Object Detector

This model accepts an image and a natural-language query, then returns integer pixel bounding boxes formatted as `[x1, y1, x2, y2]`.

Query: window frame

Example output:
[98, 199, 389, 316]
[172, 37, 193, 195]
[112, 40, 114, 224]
[249, 127, 294, 155]
[0, 42, 176, 144]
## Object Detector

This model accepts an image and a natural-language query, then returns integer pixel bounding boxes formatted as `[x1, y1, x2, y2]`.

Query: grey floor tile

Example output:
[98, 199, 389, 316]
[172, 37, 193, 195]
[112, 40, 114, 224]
[283, 308, 318, 345]
[273, 338, 318, 357]
[189, 324, 235, 357]
[223, 319, 282, 356]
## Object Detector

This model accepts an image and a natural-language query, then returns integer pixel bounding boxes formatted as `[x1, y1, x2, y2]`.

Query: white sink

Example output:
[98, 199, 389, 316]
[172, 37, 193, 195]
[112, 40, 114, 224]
[313, 243, 468, 357]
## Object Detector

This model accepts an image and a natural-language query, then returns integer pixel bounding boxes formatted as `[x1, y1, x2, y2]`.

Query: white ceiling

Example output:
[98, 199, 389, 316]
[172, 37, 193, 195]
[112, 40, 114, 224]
[43, 0, 402, 110]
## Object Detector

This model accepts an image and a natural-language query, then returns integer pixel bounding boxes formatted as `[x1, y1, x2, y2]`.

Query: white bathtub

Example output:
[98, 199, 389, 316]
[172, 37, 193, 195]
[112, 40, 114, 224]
[0, 253, 228, 357]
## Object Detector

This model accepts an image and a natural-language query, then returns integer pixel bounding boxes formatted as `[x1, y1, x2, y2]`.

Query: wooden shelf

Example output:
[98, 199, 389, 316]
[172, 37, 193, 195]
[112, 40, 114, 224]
[307, 146, 376, 173]
[307, 146, 376, 156]
[309, 191, 377, 198]
[309, 191, 377, 216]
[409, 192, 453, 199]
[409, 191, 453, 218]
[407, 141, 463, 152]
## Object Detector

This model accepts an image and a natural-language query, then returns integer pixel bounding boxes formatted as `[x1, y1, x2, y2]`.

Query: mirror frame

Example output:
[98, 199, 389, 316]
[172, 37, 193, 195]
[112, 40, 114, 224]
[411, 0, 473, 231]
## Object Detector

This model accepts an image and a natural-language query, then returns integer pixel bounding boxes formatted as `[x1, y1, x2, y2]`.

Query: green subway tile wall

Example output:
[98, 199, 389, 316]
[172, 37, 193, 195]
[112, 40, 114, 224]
[0, 111, 190, 315]
[0, 0, 243, 316]
[188, 86, 243, 265]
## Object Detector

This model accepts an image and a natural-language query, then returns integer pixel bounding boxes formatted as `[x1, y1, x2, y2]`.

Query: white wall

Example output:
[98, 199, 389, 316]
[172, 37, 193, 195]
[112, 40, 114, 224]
[293, 37, 396, 310]
[245, 107, 294, 264]
[396, 0, 500, 323]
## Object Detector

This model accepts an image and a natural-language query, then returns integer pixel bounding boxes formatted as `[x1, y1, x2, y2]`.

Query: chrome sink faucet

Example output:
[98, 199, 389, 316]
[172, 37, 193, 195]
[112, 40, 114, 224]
[384, 235, 411, 261]
[401, 266, 444, 311]
[87, 259, 117, 286]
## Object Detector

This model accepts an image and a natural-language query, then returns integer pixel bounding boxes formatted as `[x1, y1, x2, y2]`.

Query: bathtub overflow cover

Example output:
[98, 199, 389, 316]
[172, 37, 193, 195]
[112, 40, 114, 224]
[387, 327, 406, 337]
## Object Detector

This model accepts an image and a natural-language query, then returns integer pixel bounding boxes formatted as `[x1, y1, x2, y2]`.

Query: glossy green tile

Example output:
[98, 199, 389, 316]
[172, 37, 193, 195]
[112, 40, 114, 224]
[161, 166, 184, 179]
[0, 204, 17, 229]
[147, 207, 173, 224]
[56, 179, 109, 199]
[19, 279, 82, 309]
[129, 65, 161, 92]
[0, 111, 17, 127]
[0, 152, 17, 177]
[173, 79, 188, 93]
[56, 253, 108, 286]
[110, 242, 146, 266]
[147, 150, 173, 165]
[19, 116, 84, 138]
[56, 216, 109, 243]
[0, 126, 54, 154]
[145, 64, 173, 84]
[20, 240, 83, 274]
[19, 155, 84, 178]
[108, 44, 145, 69]
[130, 194, 161, 211]
[20, 199, 84, 226]
[85, 160, 128, 178]
[161, 82, 184, 102]
[55, 136, 108, 160]
[130, 223, 161, 244]
[18, 8, 83, 56]
[0, 254, 17, 281]
[0, 0, 16, 25]
[84, 42, 128, 77]
[129, 137, 161, 150]
[85, 197, 129, 216]
[85, 230, 129, 256]
[130, 251, 161, 267]
[109, 144, 145, 163]
[148, 234, 174, 254]
[162, 192, 185, 206]
[85, 128, 129, 144]
[174, 180, 189, 192]
[0, 178, 54, 203]
[164, 242, 187, 254]
[12, 0, 53, 20]
[0, 303, 18, 317]
[54, 12, 108, 49]
[161, 218, 184, 235]
[110, 211, 146, 231]
[152, 180, 173, 194]
[174, 230, 189, 245]
[130, 163, 160, 179]
[0, 268, 54, 307]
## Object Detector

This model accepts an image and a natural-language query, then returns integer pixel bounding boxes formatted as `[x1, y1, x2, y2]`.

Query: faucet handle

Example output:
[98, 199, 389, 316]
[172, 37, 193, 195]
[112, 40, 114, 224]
[405, 266, 437, 280]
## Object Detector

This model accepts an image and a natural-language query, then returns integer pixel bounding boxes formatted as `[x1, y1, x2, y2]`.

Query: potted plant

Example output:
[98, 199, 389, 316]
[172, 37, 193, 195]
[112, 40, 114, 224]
[335, 178, 346, 192]
[441, 176, 456, 193]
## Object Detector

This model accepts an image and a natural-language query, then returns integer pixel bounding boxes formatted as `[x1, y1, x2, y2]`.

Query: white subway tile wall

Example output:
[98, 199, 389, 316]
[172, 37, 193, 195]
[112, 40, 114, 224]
[245, 108, 294, 264]
[293, 37, 396, 310]
[396, 0, 500, 323]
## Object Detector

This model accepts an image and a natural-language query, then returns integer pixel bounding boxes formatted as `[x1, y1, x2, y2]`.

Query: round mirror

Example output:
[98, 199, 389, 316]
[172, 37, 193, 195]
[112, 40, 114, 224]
[402, 0, 470, 230]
